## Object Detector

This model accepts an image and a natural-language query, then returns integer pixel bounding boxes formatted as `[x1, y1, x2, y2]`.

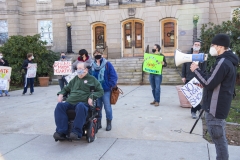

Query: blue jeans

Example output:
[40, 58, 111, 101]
[149, 74, 162, 103]
[97, 91, 112, 121]
[0, 90, 8, 95]
[23, 76, 34, 94]
[54, 102, 89, 137]
[205, 112, 228, 160]
[58, 76, 68, 91]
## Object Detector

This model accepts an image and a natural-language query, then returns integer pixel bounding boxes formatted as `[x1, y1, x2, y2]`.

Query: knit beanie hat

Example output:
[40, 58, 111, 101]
[211, 34, 230, 47]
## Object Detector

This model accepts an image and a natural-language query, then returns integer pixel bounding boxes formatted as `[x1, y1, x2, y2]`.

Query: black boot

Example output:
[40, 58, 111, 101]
[97, 120, 102, 129]
[106, 119, 112, 131]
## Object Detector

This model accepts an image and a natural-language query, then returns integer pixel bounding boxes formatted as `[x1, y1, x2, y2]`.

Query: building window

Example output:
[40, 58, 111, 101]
[124, 22, 132, 48]
[87, 0, 108, 6]
[38, 20, 53, 46]
[135, 22, 142, 48]
[232, 7, 240, 20]
[163, 22, 175, 47]
[120, 0, 144, 5]
[95, 26, 105, 49]
[37, 0, 51, 3]
[0, 20, 8, 45]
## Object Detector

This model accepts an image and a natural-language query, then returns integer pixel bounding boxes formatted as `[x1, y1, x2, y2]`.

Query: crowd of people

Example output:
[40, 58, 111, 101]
[1, 33, 239, 160]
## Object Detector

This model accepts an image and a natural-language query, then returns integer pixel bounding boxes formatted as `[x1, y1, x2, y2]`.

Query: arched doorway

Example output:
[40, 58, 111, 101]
[92, 23, 106, 54]
[122, 19, 144, 57]
[160, 18, 178, 56]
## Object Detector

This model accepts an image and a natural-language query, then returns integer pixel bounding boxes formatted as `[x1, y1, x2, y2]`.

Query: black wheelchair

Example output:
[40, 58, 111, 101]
[55, 87, 100, 143]
[66, 99, 100, 143]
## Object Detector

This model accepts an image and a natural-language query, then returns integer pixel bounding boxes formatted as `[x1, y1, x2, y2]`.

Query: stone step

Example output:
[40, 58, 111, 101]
[110, 57, 182, 85]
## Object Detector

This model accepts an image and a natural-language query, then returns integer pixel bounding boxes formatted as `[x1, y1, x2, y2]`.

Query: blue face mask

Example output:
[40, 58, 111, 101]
[77, 69, 85, 75]
[61, 56, 66, 59]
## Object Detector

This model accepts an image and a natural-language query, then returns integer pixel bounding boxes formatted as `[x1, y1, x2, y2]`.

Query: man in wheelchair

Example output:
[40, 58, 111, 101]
[53, 62, 104, 141]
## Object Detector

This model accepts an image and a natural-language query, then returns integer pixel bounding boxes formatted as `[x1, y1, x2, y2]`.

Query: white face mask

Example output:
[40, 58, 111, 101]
[0, 55, 3, 59]
[193, 46, 200, 51]
[32, 56, 34, 59]
[209, 47, 218, 56]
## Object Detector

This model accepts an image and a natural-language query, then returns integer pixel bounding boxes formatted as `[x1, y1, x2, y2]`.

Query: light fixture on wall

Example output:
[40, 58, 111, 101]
[192, 15, 199, 43]
[66, 22, 71, 27]
[66, 22, 73, 53]
[193, 15, 199, 27]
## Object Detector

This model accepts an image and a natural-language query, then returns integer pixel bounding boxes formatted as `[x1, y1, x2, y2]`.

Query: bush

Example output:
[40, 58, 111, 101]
[0, 34, 59, 86]
[200, 7, 240, 72]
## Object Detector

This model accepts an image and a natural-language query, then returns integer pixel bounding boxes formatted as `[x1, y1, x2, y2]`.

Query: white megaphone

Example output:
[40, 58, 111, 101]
[174, 49, 208, 66]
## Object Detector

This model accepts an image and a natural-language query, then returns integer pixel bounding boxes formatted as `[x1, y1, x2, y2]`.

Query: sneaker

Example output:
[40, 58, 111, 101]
[30, 93, 33, 95]
[69, 132, 81, 140]
[5, 93, 10, 97]
[0, 94, 2, 97]
[191, 112, 197, 119]
[154, 102, 159, 107]
[22, 93, 25, 96]
[150, 101, 155, 105]
[53, 132, 66, 140]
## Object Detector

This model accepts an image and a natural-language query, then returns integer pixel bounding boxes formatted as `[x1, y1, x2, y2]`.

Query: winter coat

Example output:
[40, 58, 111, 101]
[194, 50, 239, 119]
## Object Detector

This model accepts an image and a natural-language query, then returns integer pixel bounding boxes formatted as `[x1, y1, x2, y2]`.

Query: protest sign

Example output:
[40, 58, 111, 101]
[0, 66, 12, 90]
[180, 77, 203, 108]
[143, 53, 164, 75]
[53, 61, 72, 75]
[26, 63, 37, 78]
[65, 72, 77, 83]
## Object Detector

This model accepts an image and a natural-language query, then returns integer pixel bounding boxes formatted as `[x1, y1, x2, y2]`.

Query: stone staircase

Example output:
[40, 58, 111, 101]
[51, 56, 183, 85]
[108, 57, 183, 85]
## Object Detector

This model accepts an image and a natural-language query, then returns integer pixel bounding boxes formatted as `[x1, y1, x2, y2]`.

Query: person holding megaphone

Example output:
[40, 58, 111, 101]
[181, 40, 207, 119]
[190, 34, 239, 160]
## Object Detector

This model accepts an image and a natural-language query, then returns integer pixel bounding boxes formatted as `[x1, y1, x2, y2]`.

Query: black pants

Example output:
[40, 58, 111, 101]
[191, 104, 201, 113]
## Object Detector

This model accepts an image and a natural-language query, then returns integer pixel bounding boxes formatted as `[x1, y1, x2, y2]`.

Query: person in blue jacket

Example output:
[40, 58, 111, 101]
[91, 49, 118, 131]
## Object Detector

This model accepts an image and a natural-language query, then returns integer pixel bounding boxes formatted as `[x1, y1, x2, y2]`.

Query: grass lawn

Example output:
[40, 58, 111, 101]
[226, 85, 240, 124]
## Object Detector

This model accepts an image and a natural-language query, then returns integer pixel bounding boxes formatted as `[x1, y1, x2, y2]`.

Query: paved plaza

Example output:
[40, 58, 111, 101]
[0, 85, 239, 160]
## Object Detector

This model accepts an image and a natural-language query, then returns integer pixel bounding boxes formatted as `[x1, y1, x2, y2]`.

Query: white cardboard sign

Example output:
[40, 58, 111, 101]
[53, 61, 72, 75]
[65, 72, 77, 83]
[26, 63, 37, 78]
[180, 77, 203, 108]
[0, 66, 12, 90]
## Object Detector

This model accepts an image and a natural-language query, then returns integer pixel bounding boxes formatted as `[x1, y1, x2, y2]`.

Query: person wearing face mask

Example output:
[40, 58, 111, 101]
[149, 44, 167, 107]
[22, 53, 35, 95]
[91, 49, 118, 131]
[53, 62, 104, 140]
[190, 34, 239, 160]
[0, 52, 10, 97]
[72, 49, 92, 73]
[56, 52, 69, 91]
[181, 41, 206, 119]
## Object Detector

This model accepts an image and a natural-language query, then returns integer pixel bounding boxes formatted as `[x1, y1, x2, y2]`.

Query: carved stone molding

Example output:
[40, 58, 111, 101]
[128, 8, 136, 17]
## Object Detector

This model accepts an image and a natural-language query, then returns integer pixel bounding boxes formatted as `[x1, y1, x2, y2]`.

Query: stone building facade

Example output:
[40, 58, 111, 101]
[0, 0, 239, 58]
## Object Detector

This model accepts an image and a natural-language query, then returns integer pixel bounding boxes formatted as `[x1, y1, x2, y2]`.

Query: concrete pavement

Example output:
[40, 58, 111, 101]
[0, 85, 239, 160]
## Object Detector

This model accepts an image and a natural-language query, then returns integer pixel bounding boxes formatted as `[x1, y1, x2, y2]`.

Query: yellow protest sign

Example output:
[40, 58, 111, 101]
[143, 53, 163, 75]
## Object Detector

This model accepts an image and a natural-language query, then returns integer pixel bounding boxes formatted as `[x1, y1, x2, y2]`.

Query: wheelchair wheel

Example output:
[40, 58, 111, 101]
[86, 120, 96, 143]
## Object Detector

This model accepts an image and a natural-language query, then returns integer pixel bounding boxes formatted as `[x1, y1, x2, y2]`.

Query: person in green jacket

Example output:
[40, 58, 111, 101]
[53, 62, 104, 140]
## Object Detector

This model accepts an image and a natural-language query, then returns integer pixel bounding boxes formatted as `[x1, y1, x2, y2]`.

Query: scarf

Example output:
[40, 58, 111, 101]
[92, 58, 107, 83]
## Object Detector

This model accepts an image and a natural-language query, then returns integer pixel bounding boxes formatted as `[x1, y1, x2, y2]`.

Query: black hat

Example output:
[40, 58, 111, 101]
[211, 34, 230, 47]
